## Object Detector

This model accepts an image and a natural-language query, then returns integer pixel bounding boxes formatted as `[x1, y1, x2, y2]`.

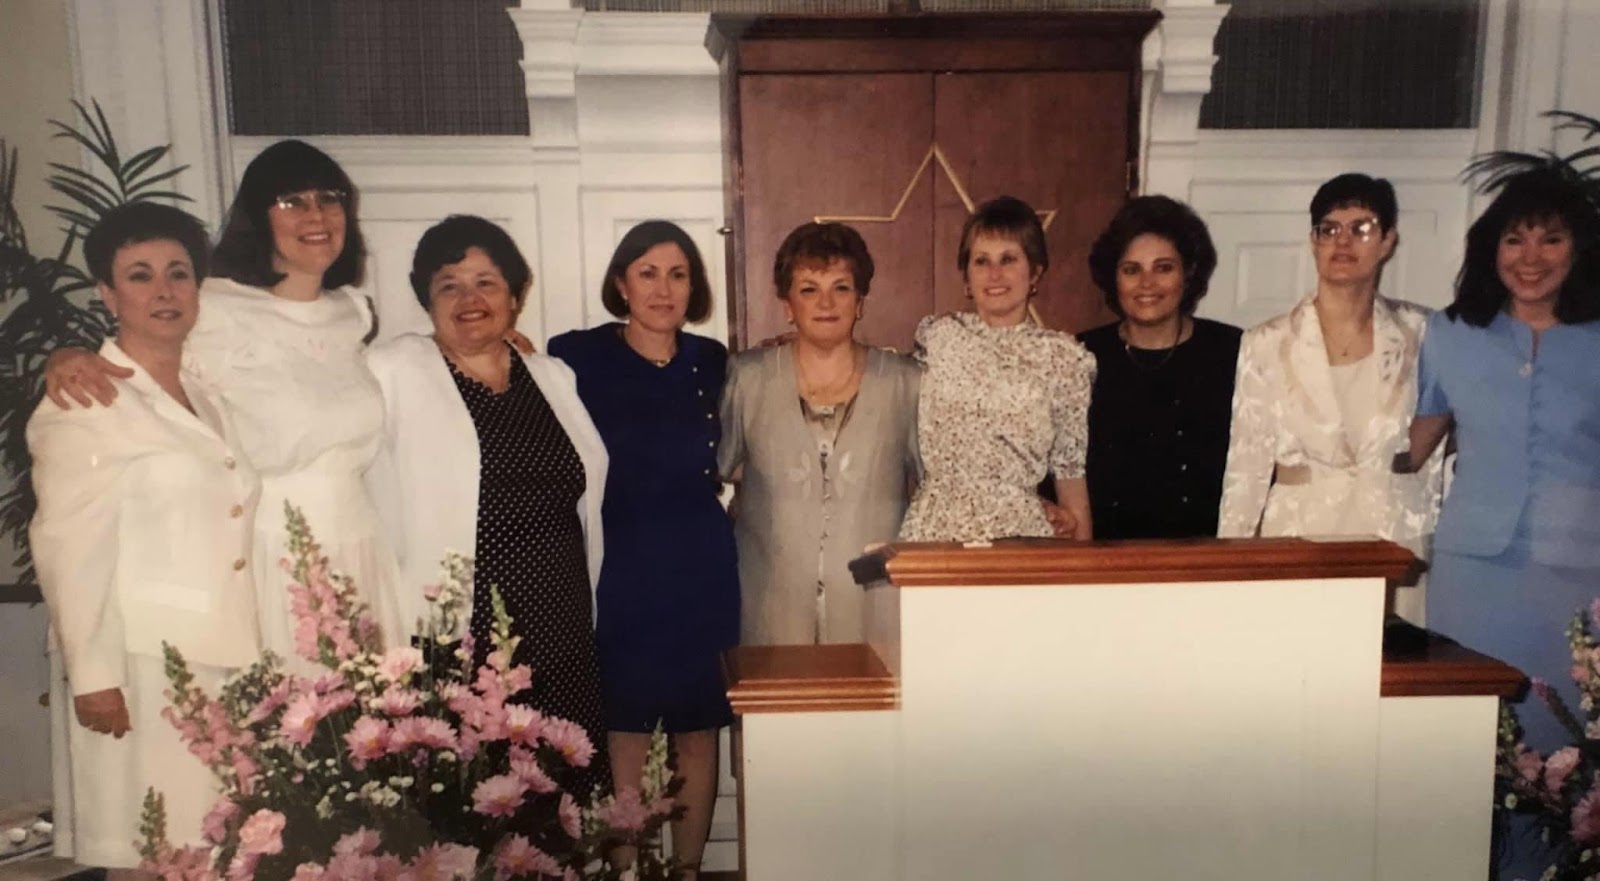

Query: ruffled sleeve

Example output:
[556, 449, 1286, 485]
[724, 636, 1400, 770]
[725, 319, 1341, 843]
[1048, 339, 1095, 480]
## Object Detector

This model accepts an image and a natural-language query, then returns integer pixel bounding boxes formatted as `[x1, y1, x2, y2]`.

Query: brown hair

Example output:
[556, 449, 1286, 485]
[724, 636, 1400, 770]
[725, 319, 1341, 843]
[958, 195, 1048, 276]
[772, 222, 875, 298]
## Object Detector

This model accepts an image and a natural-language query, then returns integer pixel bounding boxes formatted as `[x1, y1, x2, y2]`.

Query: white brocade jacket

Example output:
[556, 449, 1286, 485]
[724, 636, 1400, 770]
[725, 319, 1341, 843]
[1217, 294, 1444, 553]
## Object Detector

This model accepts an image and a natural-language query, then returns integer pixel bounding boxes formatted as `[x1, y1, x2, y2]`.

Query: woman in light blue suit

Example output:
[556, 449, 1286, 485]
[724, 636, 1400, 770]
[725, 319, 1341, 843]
[1406, 168, 1600, 756]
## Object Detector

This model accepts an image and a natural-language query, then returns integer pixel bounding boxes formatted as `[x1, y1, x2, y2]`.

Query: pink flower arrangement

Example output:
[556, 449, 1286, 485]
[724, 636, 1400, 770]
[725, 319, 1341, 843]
[1494, 601, 1600, 880]
[137, 504, 681, 880]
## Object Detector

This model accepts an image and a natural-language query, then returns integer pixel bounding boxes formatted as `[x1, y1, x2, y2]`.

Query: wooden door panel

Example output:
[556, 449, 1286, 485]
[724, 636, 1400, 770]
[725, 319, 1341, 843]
[737, 73, 934, 352]
[932, 71, 1130, 334]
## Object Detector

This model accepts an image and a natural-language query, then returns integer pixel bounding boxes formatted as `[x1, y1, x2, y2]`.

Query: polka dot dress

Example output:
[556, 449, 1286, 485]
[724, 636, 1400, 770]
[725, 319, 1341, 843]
[449, 349, 609, 799]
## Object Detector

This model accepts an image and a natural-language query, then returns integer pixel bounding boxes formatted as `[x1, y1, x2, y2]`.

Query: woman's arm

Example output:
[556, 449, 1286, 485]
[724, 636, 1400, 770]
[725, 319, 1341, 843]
[1217, 331, 1274, 537]
[43, 348, 133, 408]
[1053, 477, 1092, 540]
[1395, 414, 1452, 474]
[26, 409, 131, 735]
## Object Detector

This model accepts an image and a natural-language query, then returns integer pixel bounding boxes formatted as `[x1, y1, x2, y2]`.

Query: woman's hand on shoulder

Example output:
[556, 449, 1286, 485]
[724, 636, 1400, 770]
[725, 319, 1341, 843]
[44, 348, 132, 409]
[73, 687, 130, 738]
[504, 328, 537, 355]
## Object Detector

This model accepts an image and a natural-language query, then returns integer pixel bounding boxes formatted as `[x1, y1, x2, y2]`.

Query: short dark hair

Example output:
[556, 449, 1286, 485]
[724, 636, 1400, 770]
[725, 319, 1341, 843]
[409, 215, 532, 311]
[1087, 195, 1217, 318]
[1309, 173, 1398, 232]
[959, 196, 1048, 275]
[601, 221, 714, 323]
[211, 139, 367, 290]
[84, 202, 211, 285]
[1449, 168, 1600, 327]
[772, 222, 875, 299]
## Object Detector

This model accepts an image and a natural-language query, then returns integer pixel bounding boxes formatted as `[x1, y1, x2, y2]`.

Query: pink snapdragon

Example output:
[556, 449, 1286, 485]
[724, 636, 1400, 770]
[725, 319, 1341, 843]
[1515, 749, 1544, 785]
[472, 774, 529, 818]
[1546, 747, 1582, 794]
[1574, 787, 1600, 844]
[201, 799, 240, 845]
[595, 788, 651, 833]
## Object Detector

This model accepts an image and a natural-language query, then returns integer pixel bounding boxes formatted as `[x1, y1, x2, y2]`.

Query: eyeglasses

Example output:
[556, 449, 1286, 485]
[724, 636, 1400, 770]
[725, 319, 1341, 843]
[1312, 218, 1383, 243]
[270, 188, 347, 215]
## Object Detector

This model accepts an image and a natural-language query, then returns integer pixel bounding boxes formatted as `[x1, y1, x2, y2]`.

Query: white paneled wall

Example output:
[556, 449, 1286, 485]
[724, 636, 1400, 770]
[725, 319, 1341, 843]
[1189, 130, 1478, 331]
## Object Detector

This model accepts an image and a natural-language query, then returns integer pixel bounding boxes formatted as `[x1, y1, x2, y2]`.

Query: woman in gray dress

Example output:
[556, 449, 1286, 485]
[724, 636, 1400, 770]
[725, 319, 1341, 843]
[718, 223, 921, 645]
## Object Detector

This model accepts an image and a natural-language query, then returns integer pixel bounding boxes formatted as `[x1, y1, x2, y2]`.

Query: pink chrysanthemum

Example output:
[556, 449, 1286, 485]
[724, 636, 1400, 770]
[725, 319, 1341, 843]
[540, 718, 595, 768]
[280, 694, 324, 747]
[378, 646, 424, 683]
[333, 827, 381, 858]
[472, 774, 529, 818]
[1574, 787, 1600, 844]
[494, 834, 562, 880]
[343, 716, 390, 767]
[510, 751, 558, 795]
[237, 809, 286, 858]
[558, 793, 582, 839]
[504, 705, 544, 747]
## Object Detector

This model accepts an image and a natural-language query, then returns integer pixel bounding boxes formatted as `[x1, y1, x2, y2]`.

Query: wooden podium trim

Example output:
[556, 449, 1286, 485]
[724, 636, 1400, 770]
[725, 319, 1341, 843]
[725, 644, 897, 714]
[1380, 634, 1526, 698]
[850, 537, 1423, 588]
[726, 633, 1523, 714]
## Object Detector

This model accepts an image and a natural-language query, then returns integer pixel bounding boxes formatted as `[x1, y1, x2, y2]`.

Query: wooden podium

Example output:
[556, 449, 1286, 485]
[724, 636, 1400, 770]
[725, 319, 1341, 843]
[724, 538, 1522, 881]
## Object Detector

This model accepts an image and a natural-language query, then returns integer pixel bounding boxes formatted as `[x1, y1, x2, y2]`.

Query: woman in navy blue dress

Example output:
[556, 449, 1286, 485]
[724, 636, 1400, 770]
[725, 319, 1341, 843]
[547, 221, 737, 880]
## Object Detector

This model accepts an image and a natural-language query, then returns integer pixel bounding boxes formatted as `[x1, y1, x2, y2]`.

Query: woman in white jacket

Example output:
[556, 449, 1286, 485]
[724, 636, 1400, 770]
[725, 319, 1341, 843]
[1218, 174, 1443, 622]
[29, 203, 260, 877]
[365, 215, 610, 796]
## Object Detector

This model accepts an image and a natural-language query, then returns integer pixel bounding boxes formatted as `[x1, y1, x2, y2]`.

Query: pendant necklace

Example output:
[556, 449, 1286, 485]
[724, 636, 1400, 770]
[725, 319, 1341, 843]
[1122, 317, 1184, 372]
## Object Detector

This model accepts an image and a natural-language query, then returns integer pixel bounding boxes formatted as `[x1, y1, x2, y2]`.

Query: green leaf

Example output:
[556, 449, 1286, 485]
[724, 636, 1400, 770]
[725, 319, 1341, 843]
[46, 162, 124, 206]
[120, 145, 171, 183]
[125, 165, 188, 194]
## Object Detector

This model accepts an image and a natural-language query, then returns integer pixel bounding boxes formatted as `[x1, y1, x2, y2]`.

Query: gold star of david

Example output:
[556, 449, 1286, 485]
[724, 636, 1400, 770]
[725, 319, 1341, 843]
[812, 144, 1058, 230]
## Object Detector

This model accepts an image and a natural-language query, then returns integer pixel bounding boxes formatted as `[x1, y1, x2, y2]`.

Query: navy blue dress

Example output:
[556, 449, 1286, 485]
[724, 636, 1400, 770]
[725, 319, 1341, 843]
[547, 324, 739, 733]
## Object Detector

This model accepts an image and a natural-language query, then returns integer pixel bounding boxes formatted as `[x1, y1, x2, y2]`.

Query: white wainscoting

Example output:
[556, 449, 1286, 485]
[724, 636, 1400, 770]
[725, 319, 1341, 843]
[1188, 129, 1479, 332]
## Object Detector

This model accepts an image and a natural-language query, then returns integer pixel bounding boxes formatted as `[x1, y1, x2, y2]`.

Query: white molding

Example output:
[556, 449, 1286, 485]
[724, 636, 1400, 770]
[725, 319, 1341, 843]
[576, 12, 717, 77]
[509, 3, 584, 149]
[1140, 1, 1230, 200]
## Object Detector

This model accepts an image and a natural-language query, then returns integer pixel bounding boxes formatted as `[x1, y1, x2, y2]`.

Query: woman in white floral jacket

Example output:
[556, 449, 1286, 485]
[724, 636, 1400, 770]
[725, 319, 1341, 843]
[1217, 174, 1443, 622]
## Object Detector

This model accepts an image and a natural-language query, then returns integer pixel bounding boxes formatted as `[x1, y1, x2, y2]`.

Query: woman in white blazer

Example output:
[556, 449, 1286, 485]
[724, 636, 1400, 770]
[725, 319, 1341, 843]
[1218, 174, 1443, 622]
[364, 215, 610, 796]
[28, 204, 261, 876]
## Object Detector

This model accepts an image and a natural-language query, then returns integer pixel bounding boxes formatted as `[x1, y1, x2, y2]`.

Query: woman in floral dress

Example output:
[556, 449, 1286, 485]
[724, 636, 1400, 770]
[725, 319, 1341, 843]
[898, 196, 1095, 542]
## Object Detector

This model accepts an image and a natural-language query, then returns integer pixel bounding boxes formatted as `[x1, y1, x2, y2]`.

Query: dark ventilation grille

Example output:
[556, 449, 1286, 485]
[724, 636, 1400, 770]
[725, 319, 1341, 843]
[581, 0, 1148, 9]
[223, 0, 529, 136]
[1200, 0, 1482, 130]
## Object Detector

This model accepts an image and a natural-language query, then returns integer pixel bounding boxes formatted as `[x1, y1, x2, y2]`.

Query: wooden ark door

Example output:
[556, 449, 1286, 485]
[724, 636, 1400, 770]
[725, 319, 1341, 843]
[738, 73, 936, 353]
[713, 13, 1159, 352]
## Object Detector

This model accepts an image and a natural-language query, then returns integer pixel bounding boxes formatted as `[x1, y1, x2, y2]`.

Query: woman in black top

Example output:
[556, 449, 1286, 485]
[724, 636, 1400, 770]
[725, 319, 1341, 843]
[1079, 196, 1241, 539]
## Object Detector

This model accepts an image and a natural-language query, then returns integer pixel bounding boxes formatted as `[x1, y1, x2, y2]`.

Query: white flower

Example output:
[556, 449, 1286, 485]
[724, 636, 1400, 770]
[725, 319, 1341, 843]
[431, 782, 445, 793]
[315, 796, 333, 819]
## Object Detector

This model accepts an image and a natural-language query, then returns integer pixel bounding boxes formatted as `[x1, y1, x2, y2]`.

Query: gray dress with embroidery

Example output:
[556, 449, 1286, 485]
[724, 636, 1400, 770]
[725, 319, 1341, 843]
[718, 345, 921, 646]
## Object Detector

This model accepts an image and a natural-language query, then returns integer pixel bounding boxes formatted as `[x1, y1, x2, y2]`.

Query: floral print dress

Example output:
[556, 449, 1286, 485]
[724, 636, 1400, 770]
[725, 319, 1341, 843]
[899, 311, 1096, 542]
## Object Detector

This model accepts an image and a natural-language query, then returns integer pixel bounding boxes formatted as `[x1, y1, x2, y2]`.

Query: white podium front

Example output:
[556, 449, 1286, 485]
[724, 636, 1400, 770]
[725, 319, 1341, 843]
[724, 538, 1521, 881]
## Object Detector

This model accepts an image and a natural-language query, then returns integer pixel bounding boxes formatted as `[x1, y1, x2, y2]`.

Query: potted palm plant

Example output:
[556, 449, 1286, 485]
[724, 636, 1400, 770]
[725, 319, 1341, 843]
[0, 100, 189, 601]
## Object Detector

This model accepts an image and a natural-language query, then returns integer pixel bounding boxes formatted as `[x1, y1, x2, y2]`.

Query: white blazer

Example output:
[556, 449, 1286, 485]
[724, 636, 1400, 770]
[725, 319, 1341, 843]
[28, 341, 262, 694]
[364, 334, 608, 639]
[1218, 293, 1444, 551]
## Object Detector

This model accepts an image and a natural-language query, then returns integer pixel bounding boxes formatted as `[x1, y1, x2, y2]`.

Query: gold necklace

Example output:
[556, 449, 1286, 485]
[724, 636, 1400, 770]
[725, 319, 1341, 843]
[1120, 317, 1185, 372]
[795, 346, 863, 405]
[620, 324, 675, 367]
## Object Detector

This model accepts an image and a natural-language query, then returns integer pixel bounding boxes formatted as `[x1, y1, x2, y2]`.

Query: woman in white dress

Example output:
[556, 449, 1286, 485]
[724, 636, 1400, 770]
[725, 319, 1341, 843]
[30, 203, 261, 876]
[1217, 173, 1443, 621]
[44, 140, 403, 668]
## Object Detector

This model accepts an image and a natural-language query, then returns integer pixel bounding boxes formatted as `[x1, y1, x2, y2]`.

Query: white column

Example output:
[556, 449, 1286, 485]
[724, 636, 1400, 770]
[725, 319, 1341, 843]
[1140, 0, 1229, 201]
